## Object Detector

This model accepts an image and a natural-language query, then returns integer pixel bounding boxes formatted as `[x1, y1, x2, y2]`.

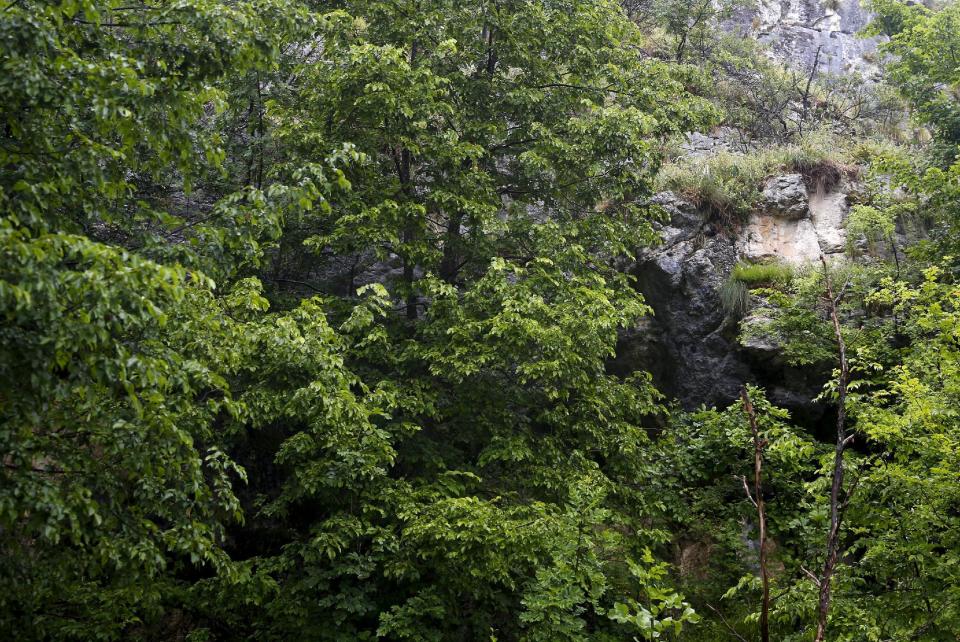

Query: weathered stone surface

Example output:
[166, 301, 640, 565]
[616, 181, 851, 416]
[727, 0, 883, 80]
[613, 196, 746, 408]
[739, 214, 822, 263]
[763, 174, 809, 219]
[809, 186, 849, 254]
[679, 127, 751, 157]
[739, 177, 849, 263]
[651, 191, 704, 247]
[739, 308, 781, 358]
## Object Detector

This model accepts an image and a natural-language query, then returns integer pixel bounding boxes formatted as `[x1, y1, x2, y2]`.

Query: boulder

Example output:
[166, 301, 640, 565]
[762, 173, 809, 220]
[739, 308, 781, 358]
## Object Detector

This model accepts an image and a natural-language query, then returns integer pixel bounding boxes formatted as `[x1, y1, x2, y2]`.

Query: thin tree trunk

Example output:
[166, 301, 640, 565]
[398, 146, 417, 320]
[438, 209, 464, 284]
[440, 25, 495, 285]
[398, 42, 418, 320]
[255, 73, 265, 189]
[799, 46, 823, 136]
[815, 255, 854, 642]
[741, 387, 770, 642]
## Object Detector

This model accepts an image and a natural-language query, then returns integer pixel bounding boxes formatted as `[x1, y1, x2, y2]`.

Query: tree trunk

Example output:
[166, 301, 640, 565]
[741, 387, 770, 642]
[399, 146, 417, 320]
[438, 209, 464, 284]
[815, 255, 854, 642]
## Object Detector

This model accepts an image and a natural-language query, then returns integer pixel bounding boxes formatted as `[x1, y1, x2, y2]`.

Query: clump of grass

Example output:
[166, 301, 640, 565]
[656, 131, 860, 227]
[656, 151, 766, 225]
[720, 278, 750, 318]
[720, 260, 795, 317]
[730, 260, 795, 286]
[770, 133, 857, 191]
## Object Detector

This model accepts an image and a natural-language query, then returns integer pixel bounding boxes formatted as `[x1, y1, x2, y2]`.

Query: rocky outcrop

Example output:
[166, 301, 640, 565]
[728, 0, 883, 79]
[739, 180, 851, 264]
[610, 0, 888, 417]
[613, 192, 748, 407]
[680, 127, 752, 156]
[761, 174, 808, 219]
[616, 175, 850, 416]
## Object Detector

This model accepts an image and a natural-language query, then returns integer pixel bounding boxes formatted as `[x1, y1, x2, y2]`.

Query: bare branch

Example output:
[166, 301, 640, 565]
[706, 603, 750, 642]
[801, 565, 822, 588]
[740, 475, 758, 508]
[840, 475, 860, 512]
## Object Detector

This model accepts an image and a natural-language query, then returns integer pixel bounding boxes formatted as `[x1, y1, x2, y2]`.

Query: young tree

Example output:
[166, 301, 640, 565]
[740, 387, 770, 642]
[813, 257, 856, 642]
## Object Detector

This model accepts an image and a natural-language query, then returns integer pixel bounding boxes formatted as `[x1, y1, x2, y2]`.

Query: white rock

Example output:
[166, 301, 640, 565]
[739, 214, 822, 263]
[809, 187, 848, 255]
[738, 182, 849, 264]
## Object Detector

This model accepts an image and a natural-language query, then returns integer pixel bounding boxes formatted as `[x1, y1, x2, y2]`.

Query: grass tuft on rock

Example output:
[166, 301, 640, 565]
[720, 260, 796, 317]
[656, 131, 860, 225]
[730, 260, 795, 286]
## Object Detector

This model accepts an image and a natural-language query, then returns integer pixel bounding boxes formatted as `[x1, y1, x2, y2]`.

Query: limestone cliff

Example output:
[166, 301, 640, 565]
[615, 174, 851, 418]
[730, 0, 881, 78]
[614, 0, 881, 416]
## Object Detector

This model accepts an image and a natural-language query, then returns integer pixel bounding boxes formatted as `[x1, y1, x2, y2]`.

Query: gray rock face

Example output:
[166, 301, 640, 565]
[680, 127, 751, 157]
[762, 174, 809, 219]
[615, 180, 849, 416]
[727, 0, 883, 79]
[612, 193, 747, 408]
[739, 307, 782, 358]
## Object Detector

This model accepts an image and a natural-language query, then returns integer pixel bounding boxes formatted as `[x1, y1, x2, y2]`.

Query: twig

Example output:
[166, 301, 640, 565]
[740, 475, 757, 508]
[799, 45, 823, 135]
[840, 475, 860, 511]
[4, 462, 67, 475]
[267, 277, 324, 293]
[801, 565, 822, 588]
[706, 603, 750, 642]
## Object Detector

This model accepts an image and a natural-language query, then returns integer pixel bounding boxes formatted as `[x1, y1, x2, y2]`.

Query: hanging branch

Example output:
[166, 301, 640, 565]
[741, 387, 770, 642]
[814, 255, 855, 642]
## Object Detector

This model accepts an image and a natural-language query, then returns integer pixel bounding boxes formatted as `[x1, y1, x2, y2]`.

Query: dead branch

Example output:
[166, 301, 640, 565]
[706, 602, 750, 642]
[801, 565, 822, 588]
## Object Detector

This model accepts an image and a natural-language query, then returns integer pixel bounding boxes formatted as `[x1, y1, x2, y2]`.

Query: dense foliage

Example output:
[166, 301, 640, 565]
[2, 0, 959, 640]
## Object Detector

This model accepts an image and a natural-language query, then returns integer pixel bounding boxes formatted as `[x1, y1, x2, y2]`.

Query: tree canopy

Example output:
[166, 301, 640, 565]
[3, 0, 960, 640]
